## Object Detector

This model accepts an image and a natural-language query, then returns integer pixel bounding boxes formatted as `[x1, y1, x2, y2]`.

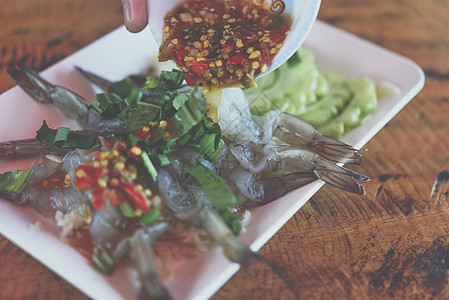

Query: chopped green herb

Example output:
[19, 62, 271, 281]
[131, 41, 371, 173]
[139, 206, 162, 226]
[36, 121, 96, 149]
[119, 201, 135, 218]
[172, 93, 189, 110]
[160, 69, 185, 88]
[183, 164, 239, 211]
[0, 169, 33, 193]
[141, 152, 158, 182]
[118, 102, 161, 131]
[184, 163, 243, 234]
[92, 250, 115, 274]
[93, 93, 127, 118]
[143, 76, 162, 90]
[109, 79, 143, 105]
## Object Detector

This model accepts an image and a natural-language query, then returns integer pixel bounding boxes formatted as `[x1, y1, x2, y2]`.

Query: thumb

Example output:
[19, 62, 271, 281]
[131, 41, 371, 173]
[122, 0, 149, 33]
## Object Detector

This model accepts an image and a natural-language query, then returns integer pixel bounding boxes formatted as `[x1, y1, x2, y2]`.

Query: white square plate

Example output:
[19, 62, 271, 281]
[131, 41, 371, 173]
[0, 20, 424, 300]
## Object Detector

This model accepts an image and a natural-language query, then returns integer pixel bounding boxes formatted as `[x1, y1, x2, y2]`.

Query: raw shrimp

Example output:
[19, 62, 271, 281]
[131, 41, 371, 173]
[113, 222, 172, 300]
[157, 167, 258, 268]
[215, 144, 317, 206]
[227, 143, 368, 195]
[210, 88, 370, 199]
[217, 88, 362, 164]
[0, 138, 71, 158]
[0, 132, 102, 158]
[0, 159, 89, 216]
[7, 64, 128, 135]
[177, 146, 318, 206]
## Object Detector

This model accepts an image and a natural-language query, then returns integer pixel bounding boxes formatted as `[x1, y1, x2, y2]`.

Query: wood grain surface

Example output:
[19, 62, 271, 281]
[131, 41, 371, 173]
[0, 0, 448, 299]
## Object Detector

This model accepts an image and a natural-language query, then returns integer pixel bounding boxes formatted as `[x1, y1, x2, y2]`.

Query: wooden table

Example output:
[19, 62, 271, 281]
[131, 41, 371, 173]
[0, 0, 447, 299]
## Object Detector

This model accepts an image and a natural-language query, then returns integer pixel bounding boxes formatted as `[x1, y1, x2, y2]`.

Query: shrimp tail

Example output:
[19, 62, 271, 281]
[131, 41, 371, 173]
[75, 66, 113, 92]
[126, 223, 172, 300]
[257, 172, 318, 205]
[240, 172, 318, 207]
[272, 112, 362, 165]
[0, 190, 19, 201]
[7, 63, 56, 105]
[75, 66, 147, 92]
[7, 64, 98, 128]
[314, 156, 370, 195]
[312, 132, 363, 165]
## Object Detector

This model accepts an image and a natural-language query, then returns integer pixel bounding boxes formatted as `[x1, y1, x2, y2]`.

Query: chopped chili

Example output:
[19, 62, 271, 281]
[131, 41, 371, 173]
[158, 0, 292, 91]
[74, 141, 151, 212]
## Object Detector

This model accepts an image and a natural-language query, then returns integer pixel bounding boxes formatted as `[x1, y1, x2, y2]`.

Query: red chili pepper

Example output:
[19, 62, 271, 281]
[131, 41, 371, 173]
[91, 187, 106, 210]
[278, 25, 290, 34]
[134, 127, 151, 141]
[184, 74, 198, 87]
[75, 177, 94, 190]
[270, 32, 284, 43]
[75, 165, 105, 189]
[119, 183, 150, 212]
[186, 60, 209, 75]
[111, 194, 125, 206]
[227, 55, 246, 65]
[103, 141, 112, 149]
[114, 143, 127, 156]
[176, 48, 188, 66]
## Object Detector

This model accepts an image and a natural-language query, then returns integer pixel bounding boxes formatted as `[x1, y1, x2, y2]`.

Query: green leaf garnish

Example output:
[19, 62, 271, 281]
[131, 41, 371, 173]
[35, 121, 96, 149]
[143, 76, 162, 90]
[118, 102, 161, 131]
[160, 69, 185, 88]
[93, 93, 128, 118]
[109, 79, 143, 105]
[183, 163, 243, 234]
[141, 152, 158, 182]
[139, 206, 162, 226]
[0, 169, 33, 193]
[172, 93, 189, 110]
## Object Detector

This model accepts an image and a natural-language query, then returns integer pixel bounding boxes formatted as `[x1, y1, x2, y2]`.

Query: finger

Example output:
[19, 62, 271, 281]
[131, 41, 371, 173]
[122, 0, 148, 33]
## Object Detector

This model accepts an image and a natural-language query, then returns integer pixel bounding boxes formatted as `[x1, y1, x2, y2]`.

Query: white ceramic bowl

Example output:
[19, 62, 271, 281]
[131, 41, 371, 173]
[147, 0, 321, 74]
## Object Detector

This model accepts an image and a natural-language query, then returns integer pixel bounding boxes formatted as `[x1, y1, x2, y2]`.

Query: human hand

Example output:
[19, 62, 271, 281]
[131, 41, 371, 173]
[121, 0, 149, 33]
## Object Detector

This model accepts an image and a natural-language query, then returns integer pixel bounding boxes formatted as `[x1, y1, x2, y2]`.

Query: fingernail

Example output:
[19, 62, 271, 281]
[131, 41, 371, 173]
[122, 0, 133, 26]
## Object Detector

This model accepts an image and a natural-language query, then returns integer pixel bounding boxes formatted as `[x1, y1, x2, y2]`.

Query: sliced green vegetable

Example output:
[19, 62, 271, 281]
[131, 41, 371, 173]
[168, 102, 204, 137]
[318, 77, 377, 137]
[93, 93, 127, 118]
[172, 93, 189, 110]
[119, 201, 135, 218]
[160, 69, 185, 88]
[183, 163, 243, 235]
[183, 164, 238, 211]
[246, 47, 379, 138]
[36, 121, 96, 149]
[0, 169, 33, 193]
[221, 210, 243, 235]
[92, 250, 115, 274]
[109, 79, 143, 105]
[118, 102, 161, 131]
[143, 76, 162, 89]
[141, 152, 158, 182]
[139, 206, 162, 226]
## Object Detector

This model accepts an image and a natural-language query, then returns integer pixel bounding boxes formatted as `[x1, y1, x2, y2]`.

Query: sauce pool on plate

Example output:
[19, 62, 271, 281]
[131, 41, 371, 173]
[158, 0, 291, 91]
